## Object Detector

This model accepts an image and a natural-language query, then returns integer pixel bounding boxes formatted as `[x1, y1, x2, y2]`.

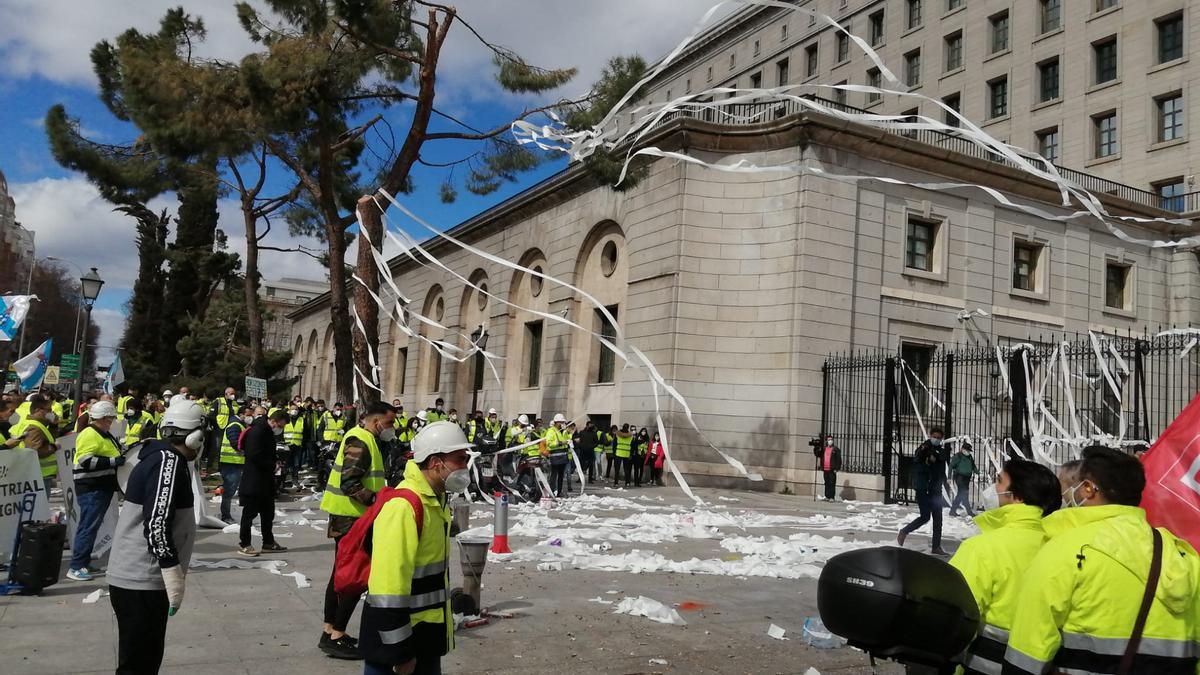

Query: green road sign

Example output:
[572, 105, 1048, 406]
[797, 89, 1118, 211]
[60, 354, 81, 378]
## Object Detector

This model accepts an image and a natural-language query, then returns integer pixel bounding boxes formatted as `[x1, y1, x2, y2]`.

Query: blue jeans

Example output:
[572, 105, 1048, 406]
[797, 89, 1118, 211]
[70, 488, 114, 570]
[220, 463, 243, 519]
[364, 659, 441, 675]
[900, 491, 944, 549]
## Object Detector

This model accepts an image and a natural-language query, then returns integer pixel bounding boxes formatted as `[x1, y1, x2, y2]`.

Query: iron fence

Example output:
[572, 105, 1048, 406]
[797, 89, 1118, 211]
[821, 330, 1200, 504]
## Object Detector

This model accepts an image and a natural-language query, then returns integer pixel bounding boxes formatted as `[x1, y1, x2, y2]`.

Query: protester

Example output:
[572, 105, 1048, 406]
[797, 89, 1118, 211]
[948, 441, 978, 516]
[0, 397, 14, 440]
[67, 401, 125, 581]
[122, 397, 155, 446]
[106, 398, 204, 675]
[613, 424, 634, 487]
[602, 424, 617, 480]
[545, 413, 571, 496]
[574, 420, 597, 483]
[948, 458, 1061, 675]
[6, 395, 59, 483]
[218, 405, 251, 525]
[897, 427, 949, 555]
[238, 408, 289, 556]
[320, 401, 397, 660]
[815, 434, 842, 501]
[645, 431, 666, 486]
[359, 421, 470, 675]
[632, 427, 649, 487]
[1003, 446, 1200, 674]
[283, 403, 306, 488]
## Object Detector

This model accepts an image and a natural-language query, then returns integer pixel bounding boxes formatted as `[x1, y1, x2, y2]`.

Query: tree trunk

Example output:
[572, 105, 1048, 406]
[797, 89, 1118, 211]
[241, 200, 266, 378]
[352, 197, 384, 405]
[327, 233, 354, 404]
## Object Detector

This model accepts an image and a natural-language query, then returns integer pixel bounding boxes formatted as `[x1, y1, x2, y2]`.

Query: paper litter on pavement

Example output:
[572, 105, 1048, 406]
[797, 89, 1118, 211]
[82, 588, 109, 604]
[613, 595, 687, 626]
[767, 623, 788, 640]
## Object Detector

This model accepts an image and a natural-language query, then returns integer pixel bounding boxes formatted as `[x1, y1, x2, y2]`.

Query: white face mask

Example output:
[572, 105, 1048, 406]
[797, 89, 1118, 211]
[979, 485, 1013, 511]
[1062, 481, 1090, 508]
[7, 413, 20, 425]
[379, 427, 396, 442]
[272, 426, 283, 437]
[444, 468, 470, 493]
[45, 412, 58, 424]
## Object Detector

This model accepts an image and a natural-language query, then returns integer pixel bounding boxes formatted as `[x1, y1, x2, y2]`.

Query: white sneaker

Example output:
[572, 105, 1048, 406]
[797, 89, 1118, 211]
[66, 568, 93, 582]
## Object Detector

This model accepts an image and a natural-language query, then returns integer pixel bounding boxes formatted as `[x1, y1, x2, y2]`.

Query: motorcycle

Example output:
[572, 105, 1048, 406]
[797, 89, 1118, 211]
[512, 454, 544, 503]
[468, 432, 503, 501]
[317, 441, 339, 490]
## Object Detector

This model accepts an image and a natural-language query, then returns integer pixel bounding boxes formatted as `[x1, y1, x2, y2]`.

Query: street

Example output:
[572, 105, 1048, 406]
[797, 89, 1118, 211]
[0, 481, 977, 674]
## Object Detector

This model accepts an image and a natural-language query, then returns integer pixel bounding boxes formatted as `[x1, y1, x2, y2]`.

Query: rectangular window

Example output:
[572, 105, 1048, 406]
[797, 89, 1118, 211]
[729, 53, 736, 71]
[1012, 241, 1043, 292]
[837, 32, 849, 62]
[524, 320, 543, 388]
[905, 216, 939, 272]
[1038, 58, 1060, 102]
[907, 0, 923, 29]
[990, 11, 1010, 53]
[1105, 262, 1130, 310]
[1094, 112, 1118, 157]
[1040, 0, 1061, 33]
[1155, 178, 1186, 213]
[430, 351, 442, 393]
[782, 23, 788, 41]
[1096, 0, 1118, 11]
[753, 39, 761, 57]
[1094, 38, 1118, 84]
[806, 44, 819, 78]
[870, 10, 886, 46]
[776, 58, 790, 86]
[943, 93, 961, 127]
[749, 71, 762, 89]
[1156, 93, 1184, 142]
[900, 342, 936, 417]
[707, 65, 713, 82]
[1037, 127, 1060, 163]
[685, 78, 691, 93]
[867, 68, 882, 102]
[904, 49, 921, 87]
[988, 77, 1008, 118]
[947, 0, 963, 10]
[595, 306, 618, 384]
[900, 108, 920, 138]
[396, 347, 408, 394]
[266, 287, 276, 297]
[944, 31, 963, 72]
[1158, 14, 1184, 63]
[835, 81, 848, 106]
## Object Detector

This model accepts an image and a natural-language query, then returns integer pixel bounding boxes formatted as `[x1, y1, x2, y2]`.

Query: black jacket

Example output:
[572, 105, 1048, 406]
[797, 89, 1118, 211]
[912, 440, 950, 495]
[814, 444, 842, 472]
[239, 417, 278, 497]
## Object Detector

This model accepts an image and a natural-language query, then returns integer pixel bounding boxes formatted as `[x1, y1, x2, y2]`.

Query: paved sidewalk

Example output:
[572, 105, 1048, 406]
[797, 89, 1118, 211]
[0, 481, 974, 674]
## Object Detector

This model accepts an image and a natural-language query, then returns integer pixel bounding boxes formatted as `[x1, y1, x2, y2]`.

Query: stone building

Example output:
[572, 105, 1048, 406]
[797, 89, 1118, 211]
[0, 169, 35, 292]
[287, 2, 1200, 495]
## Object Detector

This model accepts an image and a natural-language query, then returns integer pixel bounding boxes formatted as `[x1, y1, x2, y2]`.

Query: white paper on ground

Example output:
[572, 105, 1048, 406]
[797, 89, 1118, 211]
[768, 623, 788, 640]
[649, 658, 669, 665]
[190, 558, 288, 571]
[613, 595, 687, 626]
[82, 588, 108, 604]
[804, 669, 821, 675]
[587, 597, 614, 605]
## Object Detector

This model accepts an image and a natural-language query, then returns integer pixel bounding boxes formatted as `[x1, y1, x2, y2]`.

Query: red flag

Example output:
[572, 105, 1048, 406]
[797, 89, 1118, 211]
[1140, 392, 1200, 550]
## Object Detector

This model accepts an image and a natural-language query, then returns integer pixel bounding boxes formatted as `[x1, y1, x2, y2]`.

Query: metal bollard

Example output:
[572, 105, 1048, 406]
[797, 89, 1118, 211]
[490, 491, 512, 553]
[451, 502, 470, 537]
[457, 537, 490, 615]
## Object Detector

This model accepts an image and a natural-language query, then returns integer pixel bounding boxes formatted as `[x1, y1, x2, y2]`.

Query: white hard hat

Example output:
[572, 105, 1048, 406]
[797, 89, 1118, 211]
[162, 399, 205, 431]
[411, 421, 474, 463]
[89, 401, 118, 419]
[416, 410, 429, 422]
[487, 408, 497, 415]
[169, 394, 189, 407]
[163, 389, 173, 397]
[552, 413, 567, 424]
[517, 414, 529, 425]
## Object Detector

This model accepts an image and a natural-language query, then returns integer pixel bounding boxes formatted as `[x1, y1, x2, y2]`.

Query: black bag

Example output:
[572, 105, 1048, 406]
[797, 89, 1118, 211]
[12, 521, 67, 594]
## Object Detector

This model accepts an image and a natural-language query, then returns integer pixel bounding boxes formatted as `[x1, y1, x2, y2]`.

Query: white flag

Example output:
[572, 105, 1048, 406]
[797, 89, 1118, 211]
[0, 295, 36, 342]
[104, 352, 125, 395]
[14, 338, 53, 391]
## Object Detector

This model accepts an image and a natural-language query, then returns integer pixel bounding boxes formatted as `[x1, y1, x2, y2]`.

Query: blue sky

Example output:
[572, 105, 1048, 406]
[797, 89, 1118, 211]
[0, 0, 722, 362]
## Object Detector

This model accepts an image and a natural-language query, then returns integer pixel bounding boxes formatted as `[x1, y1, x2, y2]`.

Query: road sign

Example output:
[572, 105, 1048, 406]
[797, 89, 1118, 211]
[244, 376, 268, 399]
[60, 354, 80, 378]
[43, 366, 60, 385]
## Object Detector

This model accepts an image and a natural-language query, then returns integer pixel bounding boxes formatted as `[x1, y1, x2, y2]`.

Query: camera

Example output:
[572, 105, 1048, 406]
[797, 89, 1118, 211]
[809, 437, 824, 449]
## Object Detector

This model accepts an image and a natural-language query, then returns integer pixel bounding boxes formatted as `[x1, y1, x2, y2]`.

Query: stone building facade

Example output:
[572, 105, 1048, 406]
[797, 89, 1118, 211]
[288, 108, 1198, 496]
[0, 169, 35, 292]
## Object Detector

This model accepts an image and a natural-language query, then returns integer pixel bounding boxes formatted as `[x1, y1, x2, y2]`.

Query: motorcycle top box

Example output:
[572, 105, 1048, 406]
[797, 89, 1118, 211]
[817, 547, 979, 669]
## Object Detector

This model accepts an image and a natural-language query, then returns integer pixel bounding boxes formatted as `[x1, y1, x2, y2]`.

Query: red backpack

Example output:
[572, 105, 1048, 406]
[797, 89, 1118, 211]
[333, 486, 424, 597]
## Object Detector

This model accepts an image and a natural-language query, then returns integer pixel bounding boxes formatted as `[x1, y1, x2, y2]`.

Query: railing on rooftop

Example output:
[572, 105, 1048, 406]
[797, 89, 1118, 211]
[660, 94, 1199, 215]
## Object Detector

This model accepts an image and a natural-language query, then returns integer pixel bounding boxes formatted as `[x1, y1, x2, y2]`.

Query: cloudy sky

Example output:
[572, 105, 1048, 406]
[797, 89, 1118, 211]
[0, 0, 725, 363]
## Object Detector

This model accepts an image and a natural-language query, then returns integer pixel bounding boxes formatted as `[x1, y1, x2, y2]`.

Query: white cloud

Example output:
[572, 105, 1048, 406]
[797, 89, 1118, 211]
[0, 0, 257, 87]
[90, 307, 126, 365]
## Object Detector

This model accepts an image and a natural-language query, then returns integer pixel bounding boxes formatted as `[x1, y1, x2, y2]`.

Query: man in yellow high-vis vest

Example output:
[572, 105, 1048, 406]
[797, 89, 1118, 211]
[67, 401, 125, 581]
[613, 424, 634, 487]
[218, 404, 251, 524]
[7, 395, 59, 482]
[360, 421, 471, 674]
[319, 401, 397, 660]
[121, 399, 156, 446]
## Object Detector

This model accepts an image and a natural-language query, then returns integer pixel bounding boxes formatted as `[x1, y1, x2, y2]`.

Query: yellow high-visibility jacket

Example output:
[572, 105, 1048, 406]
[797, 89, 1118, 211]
[322, 413, 346, 443]
[949, 503, 1048, 675]
[1004, 504, 1200, 674]
[320, 427, 385, 517]
[360, 460, 452, 666]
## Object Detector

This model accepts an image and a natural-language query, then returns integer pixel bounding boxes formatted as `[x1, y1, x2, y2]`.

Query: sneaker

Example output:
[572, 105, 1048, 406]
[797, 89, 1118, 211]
[237, 546, 260, 557]
[261, 542, 288, 553]
[320, 634, 362, 660]
[896, 530, 908, 547]
[220, 516, 235, 525]
[66, 568, 93, 582]
[320, 632, 358, 647]
[931, 547, 949, 556]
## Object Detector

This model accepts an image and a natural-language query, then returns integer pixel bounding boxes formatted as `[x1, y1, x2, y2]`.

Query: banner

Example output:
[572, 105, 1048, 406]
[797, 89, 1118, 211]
[14, 338, 53, 391]
[0, 294, 36, 342]
[244, 376, 268, 399]
[56, 435, 119, 560]
[1141, 393, 1200, 550]
[0, 449, 51, 561]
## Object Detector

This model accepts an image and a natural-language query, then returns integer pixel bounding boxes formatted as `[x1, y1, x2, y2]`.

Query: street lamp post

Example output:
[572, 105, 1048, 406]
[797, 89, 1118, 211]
[73, 268, 105, 407]
[469, 325, 488, 415]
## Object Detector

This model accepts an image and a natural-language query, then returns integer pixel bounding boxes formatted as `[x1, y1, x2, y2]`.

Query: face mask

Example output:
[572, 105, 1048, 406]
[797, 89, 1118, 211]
[243, 416, 254, 425]
[444, 467, 470, 493]
[125, 410, 136, 419]
[436, 406, 444, 412]
[930, 438, 942, 447]
[379, 427, 397, 442]
[825, 439, 833, 446]
[333, 410, 342, 418]
[6, 414, 17, 425]
[45, 412, 58, 424]
[226, 394, 236, 400]
[273, 426, 283, 437]
[1062, 481, 1089, 508]
[184, 429, 205, 451]
[979, 485, 1013, 511]
[289, 410, 299, 418]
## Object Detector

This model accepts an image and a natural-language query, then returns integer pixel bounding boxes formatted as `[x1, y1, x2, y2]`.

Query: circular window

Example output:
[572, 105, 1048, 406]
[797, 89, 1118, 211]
[476, 283, 488, 311]
[434, 297, 444, 321]
[530, 266, 544, 297]
[600, 241, 618, 277]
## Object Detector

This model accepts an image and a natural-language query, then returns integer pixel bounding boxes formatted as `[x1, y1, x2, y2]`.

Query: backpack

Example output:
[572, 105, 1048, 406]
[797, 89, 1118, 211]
[333, 486, 424, 597]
